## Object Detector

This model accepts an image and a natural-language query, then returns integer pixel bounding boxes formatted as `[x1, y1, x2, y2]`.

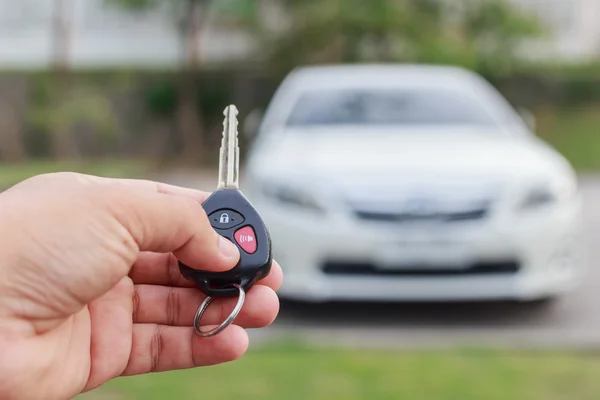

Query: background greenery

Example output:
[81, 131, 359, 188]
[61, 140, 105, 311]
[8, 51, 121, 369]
[78, 342, 600, 400]
[1, 64, 599, 172]
[0, 159, 151, 190]
[1, 0, 599, 171]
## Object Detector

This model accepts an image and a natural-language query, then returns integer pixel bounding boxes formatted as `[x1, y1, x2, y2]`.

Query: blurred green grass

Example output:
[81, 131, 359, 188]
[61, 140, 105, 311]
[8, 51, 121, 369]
[537, 105, 600, 172]
[80, 343, 600, 400]
[0, 158, 151, 189]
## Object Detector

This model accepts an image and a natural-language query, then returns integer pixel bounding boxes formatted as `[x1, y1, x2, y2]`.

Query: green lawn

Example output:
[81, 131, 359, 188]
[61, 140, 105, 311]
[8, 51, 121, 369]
[537, 105, 600, 172]
[0, 158, 151, 189]
[79, 343, 600, 400]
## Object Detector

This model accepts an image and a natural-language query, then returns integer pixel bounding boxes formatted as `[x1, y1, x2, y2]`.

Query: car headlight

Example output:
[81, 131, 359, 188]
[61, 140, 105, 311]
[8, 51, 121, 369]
[262, 183, 326, 213]
[518, 177, 577, 211]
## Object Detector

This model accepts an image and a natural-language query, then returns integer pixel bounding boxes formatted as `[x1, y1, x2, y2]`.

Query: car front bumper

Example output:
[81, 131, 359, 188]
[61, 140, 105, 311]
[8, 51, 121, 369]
[257, 197, 586, 303]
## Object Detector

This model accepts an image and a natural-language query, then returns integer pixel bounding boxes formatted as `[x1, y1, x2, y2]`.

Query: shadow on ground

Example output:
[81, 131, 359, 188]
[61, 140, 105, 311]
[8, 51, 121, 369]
[275, 298, 562, 329]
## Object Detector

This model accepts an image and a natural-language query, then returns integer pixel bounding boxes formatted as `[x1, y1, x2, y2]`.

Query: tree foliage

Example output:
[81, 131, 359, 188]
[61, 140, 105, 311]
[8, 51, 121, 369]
[249, 0, 544, 77]
[105, 0, 217, 162]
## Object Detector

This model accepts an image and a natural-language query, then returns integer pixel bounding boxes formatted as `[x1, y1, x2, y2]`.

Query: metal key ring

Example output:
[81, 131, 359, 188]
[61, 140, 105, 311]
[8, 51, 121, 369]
[193, 284, 245, 337]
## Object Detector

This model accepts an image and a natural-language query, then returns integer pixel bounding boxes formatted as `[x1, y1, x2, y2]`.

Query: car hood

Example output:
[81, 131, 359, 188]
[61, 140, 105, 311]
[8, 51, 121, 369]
[251, 127, 565, 185]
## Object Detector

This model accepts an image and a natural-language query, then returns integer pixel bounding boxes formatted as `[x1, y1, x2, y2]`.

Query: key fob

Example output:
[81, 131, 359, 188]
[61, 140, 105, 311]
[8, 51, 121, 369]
[178, 189, 273, 297]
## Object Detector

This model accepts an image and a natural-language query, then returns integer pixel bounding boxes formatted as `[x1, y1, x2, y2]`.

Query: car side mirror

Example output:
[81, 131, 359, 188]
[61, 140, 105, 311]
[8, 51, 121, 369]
[519, 108, 536, 132]
[243, 108, 263, 139]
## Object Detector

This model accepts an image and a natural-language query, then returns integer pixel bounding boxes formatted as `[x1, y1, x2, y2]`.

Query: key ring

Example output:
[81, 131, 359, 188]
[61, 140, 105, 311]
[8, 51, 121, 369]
[193, 284, 245, 337]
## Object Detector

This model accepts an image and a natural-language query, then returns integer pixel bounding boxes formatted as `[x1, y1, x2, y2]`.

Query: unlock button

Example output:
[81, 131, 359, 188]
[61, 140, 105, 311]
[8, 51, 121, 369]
[208, 209, 245, 230]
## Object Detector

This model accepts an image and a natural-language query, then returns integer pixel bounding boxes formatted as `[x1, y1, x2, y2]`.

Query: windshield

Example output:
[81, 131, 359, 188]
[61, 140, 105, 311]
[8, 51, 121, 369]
[285, 89, 500, 127]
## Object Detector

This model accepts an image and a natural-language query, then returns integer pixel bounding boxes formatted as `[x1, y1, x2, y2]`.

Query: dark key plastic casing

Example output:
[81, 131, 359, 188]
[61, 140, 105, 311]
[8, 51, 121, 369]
[178, 189, 273, 297]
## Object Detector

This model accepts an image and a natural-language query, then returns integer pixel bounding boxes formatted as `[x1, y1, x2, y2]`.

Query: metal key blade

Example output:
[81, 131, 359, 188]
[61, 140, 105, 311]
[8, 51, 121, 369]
[217, 104, 240, 190]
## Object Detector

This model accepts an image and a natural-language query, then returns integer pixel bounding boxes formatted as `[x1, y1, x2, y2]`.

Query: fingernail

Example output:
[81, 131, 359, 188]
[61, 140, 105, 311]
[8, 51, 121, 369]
[219, 236, 239, 259]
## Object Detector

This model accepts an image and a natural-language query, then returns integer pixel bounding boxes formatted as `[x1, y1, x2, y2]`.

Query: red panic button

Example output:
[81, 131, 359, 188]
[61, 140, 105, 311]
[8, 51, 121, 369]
[234, 226, 257, 254]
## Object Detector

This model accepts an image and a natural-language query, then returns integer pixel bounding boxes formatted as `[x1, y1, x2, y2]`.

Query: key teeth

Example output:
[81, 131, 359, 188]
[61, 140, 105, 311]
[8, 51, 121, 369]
[222, 105, 239, 137]
[218, 103, 241, 189]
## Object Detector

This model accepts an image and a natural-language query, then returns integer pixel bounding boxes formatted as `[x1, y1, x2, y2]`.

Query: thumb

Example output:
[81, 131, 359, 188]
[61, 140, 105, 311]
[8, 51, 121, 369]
[99, 184, 240, 272]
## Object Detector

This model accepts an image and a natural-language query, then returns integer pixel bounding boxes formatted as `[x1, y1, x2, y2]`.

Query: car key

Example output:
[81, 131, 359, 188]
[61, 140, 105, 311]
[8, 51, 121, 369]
[178, 104, 273, 337]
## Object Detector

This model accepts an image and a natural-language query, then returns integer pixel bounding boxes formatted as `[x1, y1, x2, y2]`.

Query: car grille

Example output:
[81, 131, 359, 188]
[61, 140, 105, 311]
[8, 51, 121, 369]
[353, 208, 488, 223]
[321, 260, 520, 277]
[343, 182, 497, 224]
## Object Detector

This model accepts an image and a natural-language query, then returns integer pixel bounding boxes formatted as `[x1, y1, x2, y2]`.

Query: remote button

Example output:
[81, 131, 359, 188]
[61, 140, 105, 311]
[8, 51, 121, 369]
[208, 209, 245, 230]
[234, 225, 257, 254]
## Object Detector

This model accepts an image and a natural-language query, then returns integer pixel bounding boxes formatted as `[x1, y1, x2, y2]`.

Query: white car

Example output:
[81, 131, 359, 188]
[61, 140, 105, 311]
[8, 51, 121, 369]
[242, 64, 585, 303]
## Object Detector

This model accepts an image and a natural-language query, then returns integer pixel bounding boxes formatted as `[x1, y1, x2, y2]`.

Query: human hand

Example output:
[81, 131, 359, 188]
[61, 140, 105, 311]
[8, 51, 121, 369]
[0, 172, 282, 400]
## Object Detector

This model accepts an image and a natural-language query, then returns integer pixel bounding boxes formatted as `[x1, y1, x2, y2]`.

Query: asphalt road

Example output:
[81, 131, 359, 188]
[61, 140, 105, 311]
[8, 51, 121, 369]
[162, 171, 600, 349]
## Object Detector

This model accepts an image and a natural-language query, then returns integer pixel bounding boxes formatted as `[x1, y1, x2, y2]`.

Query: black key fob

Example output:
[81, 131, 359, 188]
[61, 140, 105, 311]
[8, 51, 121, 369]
[178, 189, 273, 297]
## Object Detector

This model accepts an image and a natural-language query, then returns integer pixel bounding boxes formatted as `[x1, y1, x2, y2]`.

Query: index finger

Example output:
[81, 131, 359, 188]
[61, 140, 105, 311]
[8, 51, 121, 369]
[129, 252, 284, 291]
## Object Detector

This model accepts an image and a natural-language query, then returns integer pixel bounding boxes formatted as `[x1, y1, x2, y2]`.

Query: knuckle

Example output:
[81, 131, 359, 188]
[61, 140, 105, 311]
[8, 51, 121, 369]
[166, 254, 183, 287]
[176, 196, 214, 240]
[150, 325, 163, 373]
[132, 286, 141, 322]
[166, 254, 177, 286]
[165, 287, 180, 326]
[180, 195, 206, 219]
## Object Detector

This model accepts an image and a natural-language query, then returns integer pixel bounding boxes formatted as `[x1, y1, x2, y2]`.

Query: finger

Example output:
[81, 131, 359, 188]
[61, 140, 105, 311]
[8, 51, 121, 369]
[94, 184, 240, 272]
[129, 253, 193, 287]
[121, 324, 248, 376]
[258, 260, 284, 291]
[133, 284, 279, 328]
[130, 252, 284, 292]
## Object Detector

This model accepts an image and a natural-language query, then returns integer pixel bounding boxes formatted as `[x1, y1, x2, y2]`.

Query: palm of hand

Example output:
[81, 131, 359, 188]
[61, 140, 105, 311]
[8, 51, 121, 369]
[5, 277, 137, 397]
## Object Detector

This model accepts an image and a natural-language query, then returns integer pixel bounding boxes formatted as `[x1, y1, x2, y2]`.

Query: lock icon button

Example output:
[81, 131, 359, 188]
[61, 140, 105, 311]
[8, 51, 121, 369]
[209, 209, 245, 230]
[220, 213, 230, 224]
